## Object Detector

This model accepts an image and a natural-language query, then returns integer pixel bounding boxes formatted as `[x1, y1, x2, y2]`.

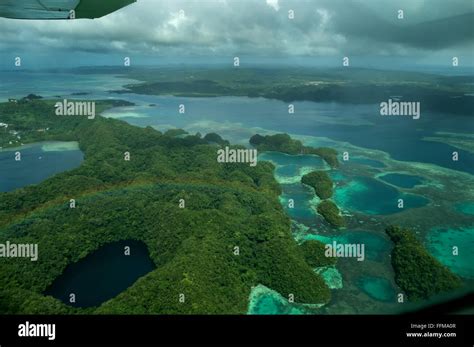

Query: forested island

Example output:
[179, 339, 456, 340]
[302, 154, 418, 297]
[0, 97, 333, 314]
[249, 133, 339, 168]
[300, 171, 345, 228]
[385, 226, 463, 301]
[316, 200, 346, 228]
[105, 67, 474, 115]
[301, 171, 333, 199]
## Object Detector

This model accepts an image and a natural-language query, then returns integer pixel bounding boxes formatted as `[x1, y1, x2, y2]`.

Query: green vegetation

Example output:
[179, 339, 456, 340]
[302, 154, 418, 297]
[103, 66, 474, 115]
[385, 226, 463, 301]
[203, 132, 230, 146]
[0, 98, 134, 149]
[0, 98, 331, 314]
[316, 200, 346, 228]
[249, 133, 342, 227]
[299, 169, 343, 227]
[163, 128, 188, 137]
[301, 171, 333, 199]
[300, 240, 337, 268]
[249, 133, 339, 168]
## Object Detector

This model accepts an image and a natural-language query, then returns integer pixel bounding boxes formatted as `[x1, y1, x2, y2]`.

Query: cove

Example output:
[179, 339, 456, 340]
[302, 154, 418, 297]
[0, 141, 83, 192]
[304, 230, 391, 262]
[248, 284, 322, 315]
[44, 240, 156, 308]
[356, 276, 396, 302]
[333, 176, 429, 215]
[259, 151, 326, 184]
[279, 184, 318, 221]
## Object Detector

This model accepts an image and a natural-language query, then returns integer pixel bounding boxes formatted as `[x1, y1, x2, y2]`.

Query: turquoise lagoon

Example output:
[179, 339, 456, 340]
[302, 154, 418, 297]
[333, 176, 429, 215]
[425, 226, 474, 279]
[304, 230, 391, 262]
[356, 276, 396, 302]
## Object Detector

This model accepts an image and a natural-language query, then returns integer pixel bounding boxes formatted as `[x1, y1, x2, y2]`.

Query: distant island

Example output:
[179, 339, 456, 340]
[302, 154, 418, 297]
[249, 133, 339, 168]
[106, 67, 474, 115]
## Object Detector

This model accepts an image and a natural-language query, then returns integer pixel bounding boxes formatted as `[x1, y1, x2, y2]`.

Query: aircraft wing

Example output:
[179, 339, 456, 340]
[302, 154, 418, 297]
[0, 0, 136, 19]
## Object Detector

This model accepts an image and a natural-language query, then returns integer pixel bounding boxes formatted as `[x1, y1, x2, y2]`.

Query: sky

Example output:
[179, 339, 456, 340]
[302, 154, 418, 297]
[0, 0, 473, 69]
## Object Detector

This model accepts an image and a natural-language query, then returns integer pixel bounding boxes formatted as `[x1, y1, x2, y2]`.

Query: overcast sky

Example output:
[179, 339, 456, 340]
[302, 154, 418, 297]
[0, 0, 473, 68]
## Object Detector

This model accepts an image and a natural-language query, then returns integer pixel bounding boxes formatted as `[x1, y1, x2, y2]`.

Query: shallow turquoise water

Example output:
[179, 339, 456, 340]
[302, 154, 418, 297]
[0, 142, 84, 192]
[259, 151, 327, 184]
[329, 170, 347, 182]
[356, 276, 396, 302]
[259, 151, 326, 168]
[333, 176, 429, 215]
[280, 184, 318, 221]
[350, 157, 386, 168]
[315, 266, 343, 289]
[249, 291, 287, 314]
[425, 227, 474, 279]
[455, 202, 474, 216]
[304, 230, 391, 262]
[378, 173, 424, 188]
[248, 285, 310, 315]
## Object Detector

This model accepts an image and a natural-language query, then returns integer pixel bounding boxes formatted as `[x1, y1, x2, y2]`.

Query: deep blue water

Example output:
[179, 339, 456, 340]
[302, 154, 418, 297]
[0, 142, 83, 192]
[44, 240, 156, 308]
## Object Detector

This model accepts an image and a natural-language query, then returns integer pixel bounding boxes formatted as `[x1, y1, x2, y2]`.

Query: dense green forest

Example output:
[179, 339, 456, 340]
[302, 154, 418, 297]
[0, 98, 332, 314]
[316, 200, 346, 228]
[0, 97, 134, 149]
[301, 171, 333, 199]
[249, 133, 339, 168]
[385, 226, 463, 301]
[300, 240, 337, 268]
[299, 171, 344, 228]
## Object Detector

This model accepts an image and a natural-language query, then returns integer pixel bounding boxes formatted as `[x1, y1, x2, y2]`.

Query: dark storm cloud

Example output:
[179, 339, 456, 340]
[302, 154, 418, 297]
[323, 0, 474, 50]
[0, 0, 472, 58]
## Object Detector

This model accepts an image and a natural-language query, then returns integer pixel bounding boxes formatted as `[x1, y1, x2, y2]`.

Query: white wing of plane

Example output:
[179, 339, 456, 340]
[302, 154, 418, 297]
[0, 0, 136, 19]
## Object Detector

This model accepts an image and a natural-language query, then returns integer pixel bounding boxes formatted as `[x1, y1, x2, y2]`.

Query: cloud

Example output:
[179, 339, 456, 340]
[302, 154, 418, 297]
[266, 0, 280, 12]
[0, 0, 472, 63]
